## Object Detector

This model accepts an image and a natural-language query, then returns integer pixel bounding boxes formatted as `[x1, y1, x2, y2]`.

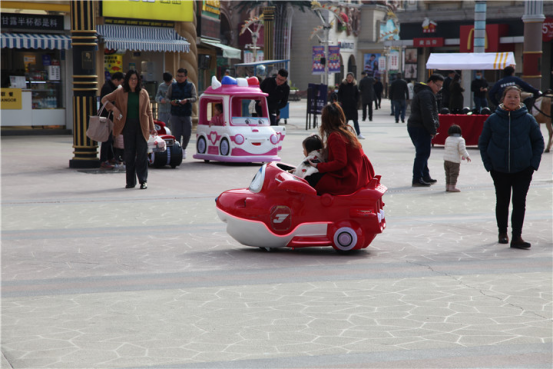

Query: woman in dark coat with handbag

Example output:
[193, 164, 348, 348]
[479, 86, 544, 249]
[337, 72, 363, 139]
[449, 73, 464, 113]
[102, 70, 156, 190]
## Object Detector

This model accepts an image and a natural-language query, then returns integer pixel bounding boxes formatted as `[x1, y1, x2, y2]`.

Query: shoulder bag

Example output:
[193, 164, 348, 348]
[87, 101, 114, 142]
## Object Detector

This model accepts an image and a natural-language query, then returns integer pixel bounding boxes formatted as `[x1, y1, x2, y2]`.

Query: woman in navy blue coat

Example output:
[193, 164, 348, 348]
[479, 86, 544, 249]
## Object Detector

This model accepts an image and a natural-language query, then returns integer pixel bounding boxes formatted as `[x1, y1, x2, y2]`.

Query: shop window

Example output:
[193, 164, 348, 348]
[1, 49, 63, 109]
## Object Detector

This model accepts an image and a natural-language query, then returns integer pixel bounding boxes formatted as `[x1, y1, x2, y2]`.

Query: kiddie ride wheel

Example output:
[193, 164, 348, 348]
[149, 135, 182, 168]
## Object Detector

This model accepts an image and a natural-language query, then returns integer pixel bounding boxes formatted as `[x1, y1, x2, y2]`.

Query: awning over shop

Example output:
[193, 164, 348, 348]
[426, 52, 516, 70]
[200, 38, 242, 59]
[1, 33, 71, 50]
[97, 25, 190, 53]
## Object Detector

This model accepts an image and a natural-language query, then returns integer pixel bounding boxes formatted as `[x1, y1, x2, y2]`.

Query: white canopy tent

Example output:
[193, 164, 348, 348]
[426, 52, 516, 70]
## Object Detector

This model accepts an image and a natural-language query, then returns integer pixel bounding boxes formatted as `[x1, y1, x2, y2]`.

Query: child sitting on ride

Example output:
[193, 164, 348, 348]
[292, 134, 325, 179]
[308, 103, 375, 195]
[209, 103, 224, 127]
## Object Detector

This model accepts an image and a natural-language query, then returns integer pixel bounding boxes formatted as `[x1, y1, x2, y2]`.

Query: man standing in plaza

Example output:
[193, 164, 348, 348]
[259, 69, 290, 126]
[488, 66, 541, 109]
[166, 68, 197, 159]
[390, 73, 409, 123]
[470, 71, 488, 113]
[99, 72, 124, 169]
[358, 71, 375, 122]
[407, 74, 444, 187]
[373, 77, 383, 110]
[441, 70, 455, 110]
[155, 72, 174, 125]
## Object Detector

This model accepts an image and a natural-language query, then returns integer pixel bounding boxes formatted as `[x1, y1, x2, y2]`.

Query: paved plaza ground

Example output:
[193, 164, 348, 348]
[1, 99, 552, 368]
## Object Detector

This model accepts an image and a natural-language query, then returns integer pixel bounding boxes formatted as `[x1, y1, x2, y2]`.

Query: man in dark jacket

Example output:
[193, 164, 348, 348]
[166, 68, 197, 159]
[358, 71, 375, 122]
[441, 71, 455, 109]
[488, 66, 541, 108]
[471, 70, 489, 113]
[99, 72, 124, 169]
[259, 69, 290, 126]
[407, 74, 444, 187]
[390, 73, 410, 123]
[373, 77, 383, 109]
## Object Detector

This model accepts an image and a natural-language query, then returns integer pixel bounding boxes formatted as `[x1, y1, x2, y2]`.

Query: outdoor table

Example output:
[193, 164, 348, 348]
[433, 114, 489, 146]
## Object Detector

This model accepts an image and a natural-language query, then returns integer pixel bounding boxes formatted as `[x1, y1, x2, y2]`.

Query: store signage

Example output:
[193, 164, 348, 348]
[338, 41, 354, 50]
[102, 0, 193, 22]
[243, 50, 264, 63]
[413, 37, 444, 47]
[202, 0, 220, 18]
[0, 13, 64, 31]
[422, 17, 437, 33]
[307, 84, 328, 115]
[1, 89, 22, 110]
[104, 18, 174, 28]
[459, 24, 508, 53]
[543, 17, 553, 42]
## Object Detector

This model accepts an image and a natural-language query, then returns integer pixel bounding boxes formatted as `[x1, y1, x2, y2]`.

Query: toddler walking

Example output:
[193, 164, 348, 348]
[292, 135, 325, 183]
[443, 124, 471, 192]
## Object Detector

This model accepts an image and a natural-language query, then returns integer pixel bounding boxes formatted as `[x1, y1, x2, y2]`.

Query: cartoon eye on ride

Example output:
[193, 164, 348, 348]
[193, 76, 286, 163]
[216, 162, 387, 253]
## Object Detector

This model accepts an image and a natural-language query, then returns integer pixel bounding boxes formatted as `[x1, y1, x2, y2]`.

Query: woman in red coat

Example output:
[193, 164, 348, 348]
[308, 103, 375, 195]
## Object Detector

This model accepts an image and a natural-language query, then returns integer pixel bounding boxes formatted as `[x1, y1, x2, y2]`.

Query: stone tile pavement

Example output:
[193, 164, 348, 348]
[1, 99, 552, 368]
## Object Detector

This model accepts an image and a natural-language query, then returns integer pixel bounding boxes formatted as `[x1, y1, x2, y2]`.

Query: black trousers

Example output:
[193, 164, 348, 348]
[362, 102, 373, 121]
[123, 118, 148, 186]
[99, 132, 114, 162]
[490, 167, 534, 237]
[374, 93, 381, 109]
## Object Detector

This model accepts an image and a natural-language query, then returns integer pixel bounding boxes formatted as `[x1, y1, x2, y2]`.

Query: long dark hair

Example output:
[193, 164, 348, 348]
[319, 103, 359, 150]
[122, 69, 143, 93]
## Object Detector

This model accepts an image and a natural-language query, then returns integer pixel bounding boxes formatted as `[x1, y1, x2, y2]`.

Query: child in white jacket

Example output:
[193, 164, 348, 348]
[293, 135, 325, 180]
[443, 124, 471, 192]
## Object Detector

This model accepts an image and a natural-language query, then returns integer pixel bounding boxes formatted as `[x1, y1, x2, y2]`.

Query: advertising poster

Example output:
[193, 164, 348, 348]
[104, 49, 124, 80]
[404, 48, 417, 79]
[328, 46, 341, 73]
[363, 53, 381, 78]
[388, 51, 399, 71]
[312, 46, 325, 75]
[405, 64, 417, 79]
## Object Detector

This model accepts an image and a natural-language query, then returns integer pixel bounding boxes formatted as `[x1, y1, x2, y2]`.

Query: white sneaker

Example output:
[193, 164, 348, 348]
[358, 134, 365, 139]
[182, 149, 186, 159]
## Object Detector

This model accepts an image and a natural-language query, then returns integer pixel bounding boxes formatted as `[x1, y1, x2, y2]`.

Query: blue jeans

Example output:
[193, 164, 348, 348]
[408, 125, 432, 183]
[473, 97, 488, 113]
[393, 100, 406, 122]
[349, 120, 361, 135]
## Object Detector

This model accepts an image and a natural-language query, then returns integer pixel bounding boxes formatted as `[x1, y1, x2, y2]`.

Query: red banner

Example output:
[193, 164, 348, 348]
[413, 38, 444, 48]
[543, 17, 553, 42]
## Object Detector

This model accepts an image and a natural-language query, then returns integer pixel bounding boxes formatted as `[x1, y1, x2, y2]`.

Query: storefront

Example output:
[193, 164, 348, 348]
[96, 1, 193, 118]
[196, 1, 242, 93]
[1, 13, 72, 128]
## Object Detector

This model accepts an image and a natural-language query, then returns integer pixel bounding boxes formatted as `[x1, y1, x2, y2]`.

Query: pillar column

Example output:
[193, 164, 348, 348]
[263, 6, 275, 61]
[69, 0, 99, 168]
[522, 0, 545, 90]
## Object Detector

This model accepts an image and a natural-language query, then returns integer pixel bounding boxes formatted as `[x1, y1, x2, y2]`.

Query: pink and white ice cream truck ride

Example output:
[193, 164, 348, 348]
[193, 76, 286, 163]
